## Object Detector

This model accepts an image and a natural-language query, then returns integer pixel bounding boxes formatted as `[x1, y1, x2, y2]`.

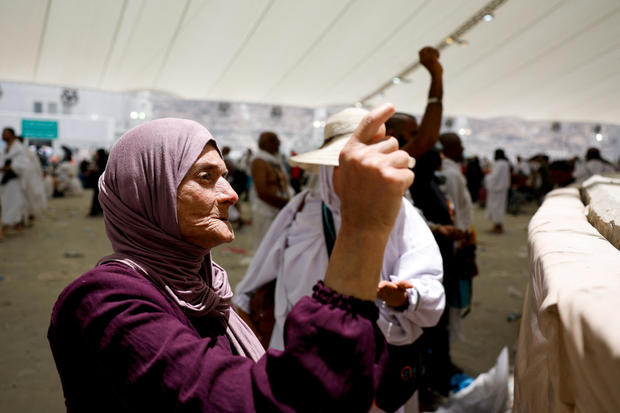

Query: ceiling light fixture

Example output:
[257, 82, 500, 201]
[130, 111, 138, 119]
[357, 0, 509, 105]
[595, 133, 603, 142]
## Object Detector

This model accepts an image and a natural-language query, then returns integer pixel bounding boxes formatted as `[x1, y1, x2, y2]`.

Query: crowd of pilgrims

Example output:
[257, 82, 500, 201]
[221, 140, 618, 234]
[3, 123, 615, 243]
[2, 118, 619, 409]
[0, 126, 109, 239]
[2, 67, 619, 412]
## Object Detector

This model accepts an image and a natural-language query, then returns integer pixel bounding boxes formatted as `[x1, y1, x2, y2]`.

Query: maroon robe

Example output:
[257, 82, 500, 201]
[48, 262, 387, 412]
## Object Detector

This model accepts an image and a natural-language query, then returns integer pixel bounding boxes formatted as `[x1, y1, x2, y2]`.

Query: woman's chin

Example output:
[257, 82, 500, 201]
[222, 230, 235, 243]
[216, 222, 235, 244]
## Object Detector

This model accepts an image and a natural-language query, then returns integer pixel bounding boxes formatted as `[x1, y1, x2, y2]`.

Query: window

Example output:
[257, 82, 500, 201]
[47, 102, 58, 114]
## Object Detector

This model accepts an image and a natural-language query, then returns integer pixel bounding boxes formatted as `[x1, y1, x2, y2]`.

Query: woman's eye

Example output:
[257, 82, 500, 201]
[198, 172, 213, 181]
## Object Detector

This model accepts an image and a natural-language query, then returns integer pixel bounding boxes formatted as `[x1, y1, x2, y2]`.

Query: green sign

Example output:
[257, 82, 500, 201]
[21, 119, 58, 139]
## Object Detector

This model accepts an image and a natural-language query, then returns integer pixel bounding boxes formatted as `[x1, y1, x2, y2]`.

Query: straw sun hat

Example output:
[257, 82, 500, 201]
[290, 107, 415, 174]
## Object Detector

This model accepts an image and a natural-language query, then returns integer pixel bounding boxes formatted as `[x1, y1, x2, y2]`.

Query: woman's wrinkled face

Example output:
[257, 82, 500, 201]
[177, 144, 238, 249]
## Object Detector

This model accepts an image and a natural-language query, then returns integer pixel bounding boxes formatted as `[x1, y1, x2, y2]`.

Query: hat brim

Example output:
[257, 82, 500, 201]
[289, 135, 349, 173]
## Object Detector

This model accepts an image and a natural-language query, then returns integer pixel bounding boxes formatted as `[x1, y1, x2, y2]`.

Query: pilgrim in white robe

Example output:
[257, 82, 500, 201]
[55, 161, 83, 196]
[23, 147, 47, 216]
[484, 159, 511, 224]
[439, 157, 475, 341]
[440, 158, 473, 232]
[234, 165, 445, 351]
[0, 141, 29, 226]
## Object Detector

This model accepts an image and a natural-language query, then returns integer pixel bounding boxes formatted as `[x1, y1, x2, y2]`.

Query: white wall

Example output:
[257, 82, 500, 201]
[0, 81, 126, 120]
[1, 80, 618, 163]
[0, 81, 121, 152]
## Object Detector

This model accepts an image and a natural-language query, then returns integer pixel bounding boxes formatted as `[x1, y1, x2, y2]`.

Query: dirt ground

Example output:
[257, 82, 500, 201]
[0, 189, 535, 412]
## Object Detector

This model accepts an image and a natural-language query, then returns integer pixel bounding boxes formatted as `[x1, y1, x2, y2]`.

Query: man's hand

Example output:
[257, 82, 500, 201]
[437, 225, 467, 241]
[377, 280, 413, 308]
[419, 46, 442, 78]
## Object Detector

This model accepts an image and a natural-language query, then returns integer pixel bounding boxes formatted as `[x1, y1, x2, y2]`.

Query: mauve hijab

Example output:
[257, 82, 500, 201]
[97, 118, 264, 361]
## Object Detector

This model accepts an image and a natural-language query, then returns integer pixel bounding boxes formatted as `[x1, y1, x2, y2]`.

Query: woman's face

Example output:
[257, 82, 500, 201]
[177, 144, 238, 249]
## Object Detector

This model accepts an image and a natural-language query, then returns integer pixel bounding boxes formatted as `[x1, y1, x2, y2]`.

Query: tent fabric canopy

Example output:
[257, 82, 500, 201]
[1, 0, 619, 124]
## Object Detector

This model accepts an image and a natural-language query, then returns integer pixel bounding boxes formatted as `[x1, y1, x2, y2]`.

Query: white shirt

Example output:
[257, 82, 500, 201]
[441, 158, 473, 232]
[234, 165, 445, 350]
[485, 159, 511, 192]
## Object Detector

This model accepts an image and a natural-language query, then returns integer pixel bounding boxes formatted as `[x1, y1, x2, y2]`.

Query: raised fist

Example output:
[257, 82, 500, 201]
[419, 46, 442, 77]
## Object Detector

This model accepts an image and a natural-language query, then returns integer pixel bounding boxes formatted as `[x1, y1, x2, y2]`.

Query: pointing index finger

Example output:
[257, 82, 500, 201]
[351, 103, 395, 144]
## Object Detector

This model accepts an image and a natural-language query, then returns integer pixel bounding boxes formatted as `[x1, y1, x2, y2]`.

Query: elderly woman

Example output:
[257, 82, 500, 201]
[48, 104, 413, 412]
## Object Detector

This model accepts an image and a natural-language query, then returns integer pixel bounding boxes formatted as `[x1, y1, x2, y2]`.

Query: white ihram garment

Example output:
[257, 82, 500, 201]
[440, 158, 475, 342]
[0, 141, 29, 225]
[234, 165, 445, 350]
[441, 158, 473, 232]
[484, 159, 510, 224]
[23, 148, 47, 216]
[56, 161, 83, 196]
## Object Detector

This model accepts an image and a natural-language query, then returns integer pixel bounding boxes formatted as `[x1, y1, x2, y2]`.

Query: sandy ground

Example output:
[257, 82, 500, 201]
[0, 189, 535, 412]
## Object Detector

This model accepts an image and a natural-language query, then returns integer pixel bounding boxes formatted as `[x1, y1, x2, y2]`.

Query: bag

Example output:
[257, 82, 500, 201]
[1, 159, 17, 185]
[454, 242, 478, 279]
[375, 341, 423, 412]
[322, 203, 421, 412]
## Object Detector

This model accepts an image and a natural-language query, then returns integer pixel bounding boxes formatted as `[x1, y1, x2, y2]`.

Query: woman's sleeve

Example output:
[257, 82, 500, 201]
[52, 272, 386, 412]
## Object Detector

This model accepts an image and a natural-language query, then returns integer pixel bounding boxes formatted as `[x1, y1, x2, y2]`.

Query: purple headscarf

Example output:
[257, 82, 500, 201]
[98, 118, 264, 361]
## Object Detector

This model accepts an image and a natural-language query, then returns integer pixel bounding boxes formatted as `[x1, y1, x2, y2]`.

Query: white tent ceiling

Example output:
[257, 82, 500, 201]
[1, 0, 620, 124]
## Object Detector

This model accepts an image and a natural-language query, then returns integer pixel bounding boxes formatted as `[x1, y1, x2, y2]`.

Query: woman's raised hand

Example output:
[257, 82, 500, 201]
[337, 103, 414, 235]
[324, 103, 415, 301]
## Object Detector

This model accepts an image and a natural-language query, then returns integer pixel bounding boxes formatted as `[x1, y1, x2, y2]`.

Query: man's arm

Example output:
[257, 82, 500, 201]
[401, 47, 443, 159]
[251, 159, 289, 209]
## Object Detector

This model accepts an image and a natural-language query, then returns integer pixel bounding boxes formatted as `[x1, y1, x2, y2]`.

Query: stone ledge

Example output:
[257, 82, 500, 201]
[581, 174, 620, 250]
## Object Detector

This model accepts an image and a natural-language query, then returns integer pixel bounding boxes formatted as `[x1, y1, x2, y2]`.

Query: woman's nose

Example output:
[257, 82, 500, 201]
[218, 177, 239, 205]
